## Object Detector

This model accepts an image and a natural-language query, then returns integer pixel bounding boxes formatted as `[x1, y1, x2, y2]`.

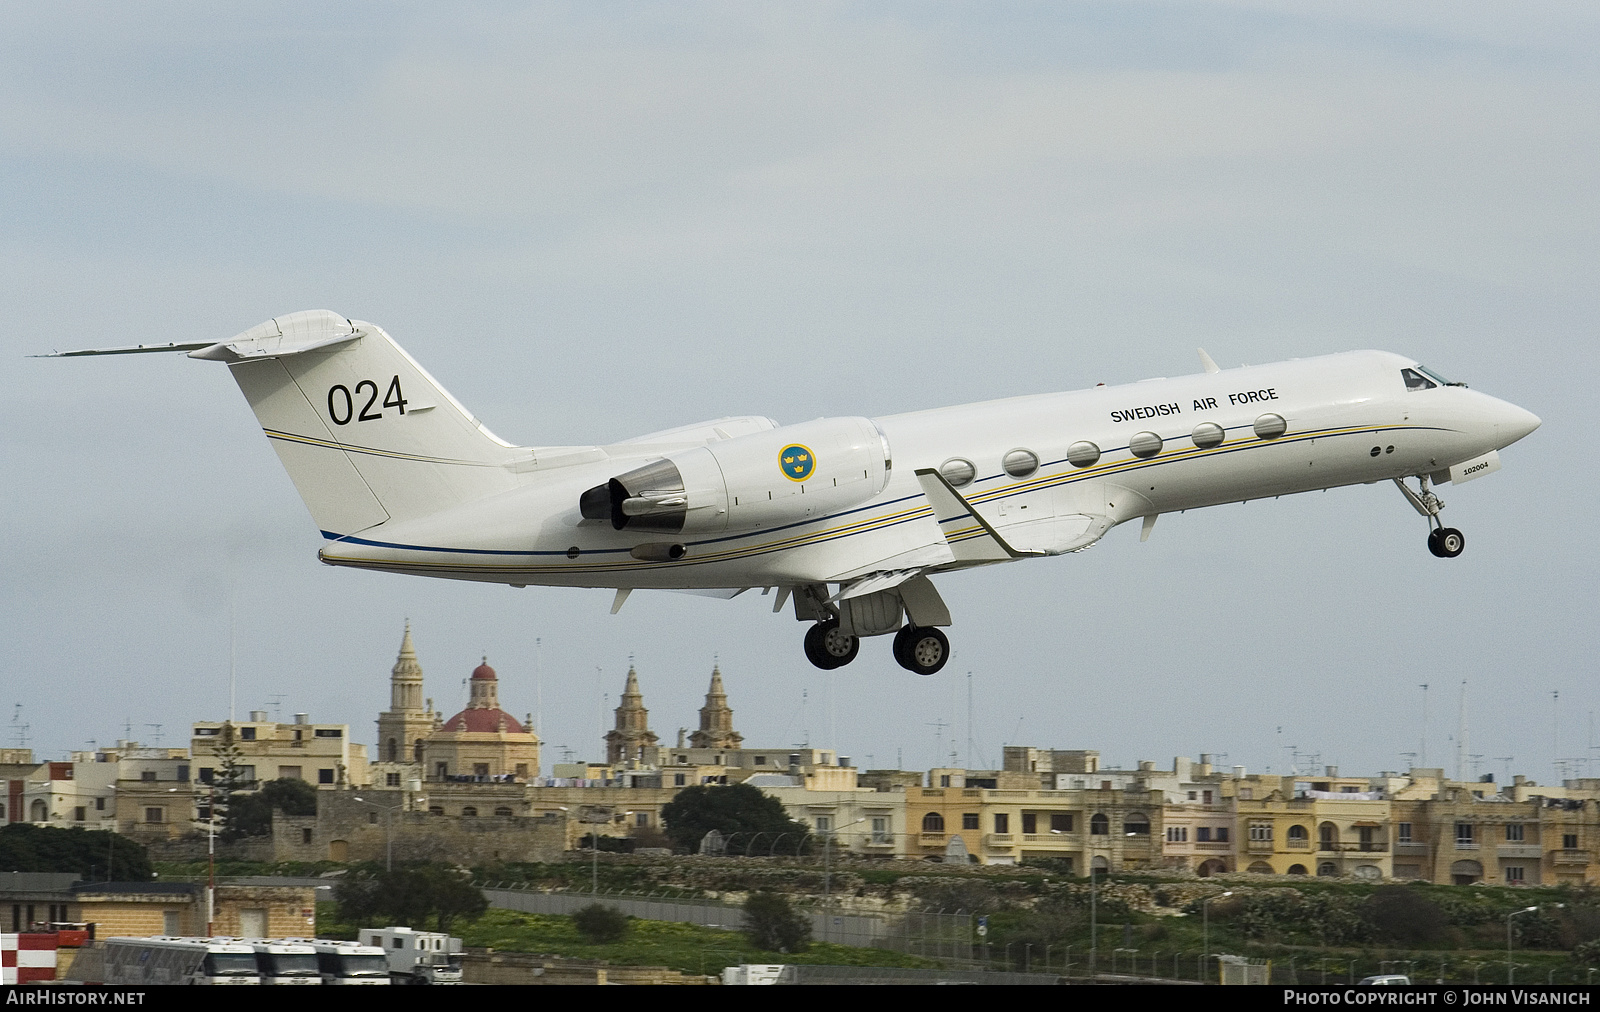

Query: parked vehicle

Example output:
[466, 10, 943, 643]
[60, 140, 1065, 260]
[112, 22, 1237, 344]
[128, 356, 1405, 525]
[245, 940, 322, 985]
[281, 939, 392, 985]
[102, 937, 260, 985]
[358, 926, 464, 984]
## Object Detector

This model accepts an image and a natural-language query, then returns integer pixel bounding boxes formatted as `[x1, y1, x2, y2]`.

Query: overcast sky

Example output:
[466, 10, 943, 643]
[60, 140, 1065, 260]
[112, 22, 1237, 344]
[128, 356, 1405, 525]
[3, 2, 1596, 784]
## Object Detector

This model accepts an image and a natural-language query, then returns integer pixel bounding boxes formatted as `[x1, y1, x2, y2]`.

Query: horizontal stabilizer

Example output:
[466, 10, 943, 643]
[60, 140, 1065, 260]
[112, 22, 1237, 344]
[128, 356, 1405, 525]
[33, 341, 215, 358]
[914, 468, 1045, 562]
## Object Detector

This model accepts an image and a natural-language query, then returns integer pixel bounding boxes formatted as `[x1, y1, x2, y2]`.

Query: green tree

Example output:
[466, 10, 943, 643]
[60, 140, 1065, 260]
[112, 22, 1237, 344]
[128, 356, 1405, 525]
[743, 891, 811, 953]
[659, 782, 811, 853]
[1364, 885, 1448, 946]
[221, 778, 318, 841]
[334, 864, 488, 933]
[0, 824, 152, 881]
[572, 903, 629, 943]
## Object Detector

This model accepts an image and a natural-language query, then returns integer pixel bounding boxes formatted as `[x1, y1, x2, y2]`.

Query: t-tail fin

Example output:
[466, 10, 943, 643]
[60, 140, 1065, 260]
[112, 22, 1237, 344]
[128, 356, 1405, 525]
[192, 311, 521, 535]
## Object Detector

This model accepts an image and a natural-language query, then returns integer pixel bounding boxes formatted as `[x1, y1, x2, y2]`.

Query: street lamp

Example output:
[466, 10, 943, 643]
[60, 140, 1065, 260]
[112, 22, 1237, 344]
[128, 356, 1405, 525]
[579, 807, 632, 894]
[820, 817, 867, 941]
[1202, 890, 1234, 983]
[1506, 904, 1562, 983]
[1506, 905, 1537, 983]
[352, 795, 404, 872]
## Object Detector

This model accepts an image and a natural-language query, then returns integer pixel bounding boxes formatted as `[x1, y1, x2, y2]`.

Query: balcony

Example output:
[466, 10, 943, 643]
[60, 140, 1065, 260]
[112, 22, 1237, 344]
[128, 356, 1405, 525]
[1246, 839, 1274, 853]
[1022, 834, 1074, 847]
[1286, 839, 1311, 850]
[1193, 841, 1233, 852]
[864, 836, 896, 848]
[1555, 849, 1591, 866]
[1395, 841, 1428, 853]
[986, 833, 1015, 849]
[917, 833, 946, 846]
[1498, 844, 1542, 859]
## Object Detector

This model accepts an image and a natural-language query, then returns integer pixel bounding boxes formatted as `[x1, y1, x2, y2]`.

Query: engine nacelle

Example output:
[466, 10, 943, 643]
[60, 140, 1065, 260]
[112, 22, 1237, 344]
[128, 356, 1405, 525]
[580, 416, 891, 534]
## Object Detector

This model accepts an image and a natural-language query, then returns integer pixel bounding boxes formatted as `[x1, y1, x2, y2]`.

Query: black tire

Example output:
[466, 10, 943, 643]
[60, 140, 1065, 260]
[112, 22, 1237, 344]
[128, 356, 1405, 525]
[894, 626, 950, 675]
[1433, 525, 1459, 557]
[1436, 527, 1465, 558]
[803, 619, 858, 669]
[892, 624, 916, 667]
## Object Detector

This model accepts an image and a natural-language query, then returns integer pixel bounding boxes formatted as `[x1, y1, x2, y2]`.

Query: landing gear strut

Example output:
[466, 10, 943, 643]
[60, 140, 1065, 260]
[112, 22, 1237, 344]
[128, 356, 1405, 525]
[803, 618, 859, 669]
[1393, 476, 1464, 558]
[893, 625, 950, 676]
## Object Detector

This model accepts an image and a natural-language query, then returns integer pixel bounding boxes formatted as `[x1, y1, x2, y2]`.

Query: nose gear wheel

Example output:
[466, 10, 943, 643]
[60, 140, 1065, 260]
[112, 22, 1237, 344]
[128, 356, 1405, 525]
[1394, 475, 1465, 558]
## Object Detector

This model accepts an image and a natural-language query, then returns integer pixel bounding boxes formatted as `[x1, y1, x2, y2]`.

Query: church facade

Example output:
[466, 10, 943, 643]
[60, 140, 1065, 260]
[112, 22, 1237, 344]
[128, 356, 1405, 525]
[370, 626, 541, 786]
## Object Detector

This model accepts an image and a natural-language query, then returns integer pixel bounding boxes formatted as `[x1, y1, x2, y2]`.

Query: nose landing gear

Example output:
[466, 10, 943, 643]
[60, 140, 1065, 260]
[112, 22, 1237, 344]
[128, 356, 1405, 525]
[1427, 527, 1465, 559]
[1394, 476, 1464, 558]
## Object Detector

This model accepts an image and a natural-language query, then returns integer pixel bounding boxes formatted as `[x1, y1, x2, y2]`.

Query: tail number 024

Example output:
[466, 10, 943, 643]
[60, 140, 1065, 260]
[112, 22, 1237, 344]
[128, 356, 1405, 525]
[328, 376, 407, 425]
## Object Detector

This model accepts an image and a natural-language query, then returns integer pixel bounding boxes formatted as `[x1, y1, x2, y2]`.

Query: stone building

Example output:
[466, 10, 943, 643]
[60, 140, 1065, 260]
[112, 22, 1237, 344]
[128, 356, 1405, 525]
[605, 666, 658, 765]
[272, 788, 565, 865]
[192, 713, 368, 791]
[375, 623, 438, 767]
[687, 665, 742, 750]
[0, 873, 315, 938]
[424, 659, 540, 781]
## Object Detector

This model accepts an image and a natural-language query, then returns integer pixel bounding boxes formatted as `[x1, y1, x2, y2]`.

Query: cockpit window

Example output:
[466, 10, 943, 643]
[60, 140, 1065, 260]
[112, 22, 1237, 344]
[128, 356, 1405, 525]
[1401, 368, 1436, 391]
[1412, 364, 1466, 388]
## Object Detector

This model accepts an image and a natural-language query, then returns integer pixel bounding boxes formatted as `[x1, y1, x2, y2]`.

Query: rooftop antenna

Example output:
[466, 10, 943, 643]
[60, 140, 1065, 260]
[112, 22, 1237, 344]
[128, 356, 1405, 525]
[1419, 683, 1429, 769]
[1469, 753, 1485, 780]
[1285, 744, 1299, 776]
[1553, 690, 1561, 780]
[1497, 756, 1515, 782]
[535, 637, 543, 737]
[228, 574, 237, 723]
[265, 693, 286, 724]
[966, 671, 975, 771]
[1456, 680, 1468, 783]
[10, 705, 29, 750]
[927, 720, 949, 768]
[145, 724, 163, 747]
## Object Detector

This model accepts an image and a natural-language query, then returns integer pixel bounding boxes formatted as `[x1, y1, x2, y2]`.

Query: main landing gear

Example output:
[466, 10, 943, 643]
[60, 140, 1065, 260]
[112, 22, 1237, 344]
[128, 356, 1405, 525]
[802, 619, 951, 675]
[1394, 476, 1464, 558]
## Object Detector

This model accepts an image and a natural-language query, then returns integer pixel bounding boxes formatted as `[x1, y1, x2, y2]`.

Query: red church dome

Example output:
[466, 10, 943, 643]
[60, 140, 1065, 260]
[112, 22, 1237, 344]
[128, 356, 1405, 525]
[440, 708, 524, 734]
[471, 660, 497, 681]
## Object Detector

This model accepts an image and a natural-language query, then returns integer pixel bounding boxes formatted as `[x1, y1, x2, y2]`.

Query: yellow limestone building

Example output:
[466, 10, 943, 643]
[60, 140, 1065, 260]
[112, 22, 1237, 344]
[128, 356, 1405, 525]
[425, 658, 541, 781]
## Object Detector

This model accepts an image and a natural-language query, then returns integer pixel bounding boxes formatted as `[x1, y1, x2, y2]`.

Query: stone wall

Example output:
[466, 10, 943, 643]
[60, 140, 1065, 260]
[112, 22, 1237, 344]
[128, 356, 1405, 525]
[271, 789, 565, 864]
[462, 949, 713, 985]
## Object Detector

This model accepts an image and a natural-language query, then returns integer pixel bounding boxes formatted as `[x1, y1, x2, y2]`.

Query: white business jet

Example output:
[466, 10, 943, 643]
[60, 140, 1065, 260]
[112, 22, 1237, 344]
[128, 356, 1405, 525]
[49, 311, 1539, 675]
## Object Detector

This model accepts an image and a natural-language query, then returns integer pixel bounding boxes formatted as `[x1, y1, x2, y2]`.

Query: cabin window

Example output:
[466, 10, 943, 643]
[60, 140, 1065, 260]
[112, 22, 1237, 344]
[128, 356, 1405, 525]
[1002, 448, 1039, 478]
[939, 458, 977, 488]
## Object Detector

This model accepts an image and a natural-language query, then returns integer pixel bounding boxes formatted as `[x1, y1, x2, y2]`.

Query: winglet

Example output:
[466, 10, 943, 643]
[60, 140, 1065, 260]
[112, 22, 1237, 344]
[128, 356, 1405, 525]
[914, 468, 1044, 561]
[1198, 348, 1221, 374]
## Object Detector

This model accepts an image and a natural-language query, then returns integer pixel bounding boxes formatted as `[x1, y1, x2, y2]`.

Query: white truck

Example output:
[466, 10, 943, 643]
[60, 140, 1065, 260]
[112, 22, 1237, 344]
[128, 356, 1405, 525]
[245, 940, 323, 985]
[358, 927, 464, 984]
[281, 938, 392, 984]
[101, 937, 262, 985]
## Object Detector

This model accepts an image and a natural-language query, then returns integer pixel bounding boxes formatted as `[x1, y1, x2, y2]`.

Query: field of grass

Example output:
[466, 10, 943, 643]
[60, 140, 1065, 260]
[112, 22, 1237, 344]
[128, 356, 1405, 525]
[316, 903, 941, 976]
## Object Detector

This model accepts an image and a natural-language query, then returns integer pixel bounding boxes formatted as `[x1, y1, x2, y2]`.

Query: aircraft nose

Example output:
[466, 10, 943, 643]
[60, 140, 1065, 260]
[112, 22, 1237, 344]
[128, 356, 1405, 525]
[1493, 400, 1541, 448]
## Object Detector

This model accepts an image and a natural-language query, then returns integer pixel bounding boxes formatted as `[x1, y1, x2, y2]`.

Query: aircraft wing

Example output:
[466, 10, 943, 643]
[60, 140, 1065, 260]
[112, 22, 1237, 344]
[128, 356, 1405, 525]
[914, 469, 1115, 559]
[913, 468, 1046, 562]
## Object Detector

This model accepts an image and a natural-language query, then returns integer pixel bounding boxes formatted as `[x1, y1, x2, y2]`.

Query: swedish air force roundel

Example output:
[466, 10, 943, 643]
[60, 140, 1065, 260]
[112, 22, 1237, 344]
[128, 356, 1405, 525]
[780, 443, 816, 482]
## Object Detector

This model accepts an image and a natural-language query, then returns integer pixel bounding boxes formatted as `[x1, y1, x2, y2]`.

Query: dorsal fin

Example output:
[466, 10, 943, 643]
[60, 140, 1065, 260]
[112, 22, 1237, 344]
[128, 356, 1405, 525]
[1198, 348, 1221, 374]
